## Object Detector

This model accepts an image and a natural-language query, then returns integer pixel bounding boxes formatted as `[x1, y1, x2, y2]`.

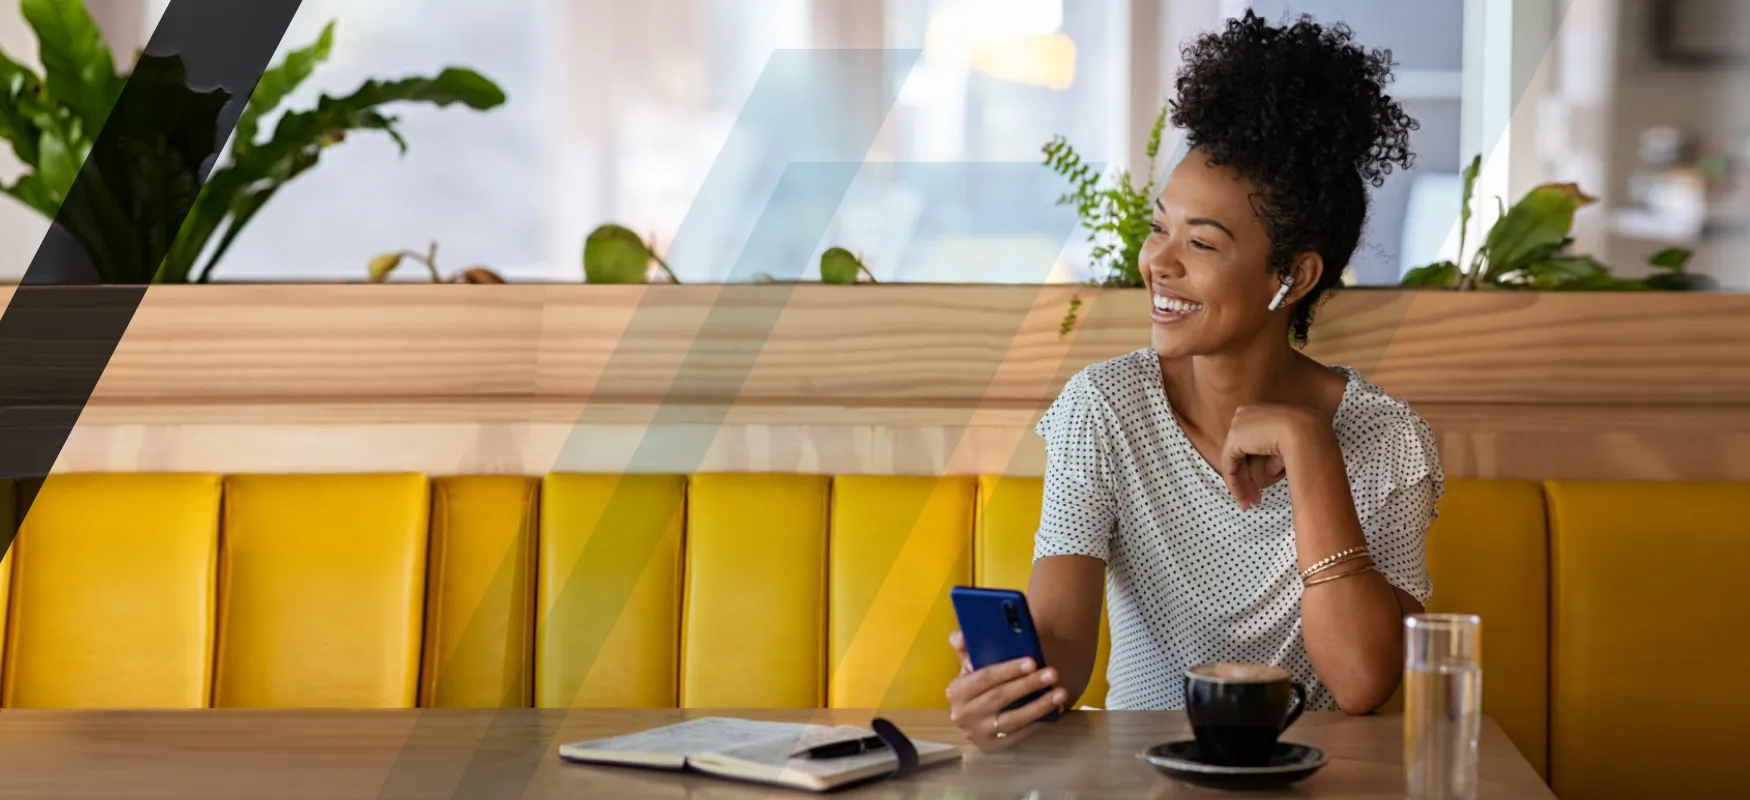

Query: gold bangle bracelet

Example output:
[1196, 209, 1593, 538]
[1300, 545, 1369, 579]
[1302, 563, 1374, 588]
[1303, 551, 1371, 579]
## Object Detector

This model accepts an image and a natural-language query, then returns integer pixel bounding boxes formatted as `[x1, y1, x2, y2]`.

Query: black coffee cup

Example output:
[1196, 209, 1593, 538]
[1182, 662, 1307, 767]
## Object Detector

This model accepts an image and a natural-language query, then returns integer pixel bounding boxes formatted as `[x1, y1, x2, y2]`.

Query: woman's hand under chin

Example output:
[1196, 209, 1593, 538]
[1215, 403, 1340, 510]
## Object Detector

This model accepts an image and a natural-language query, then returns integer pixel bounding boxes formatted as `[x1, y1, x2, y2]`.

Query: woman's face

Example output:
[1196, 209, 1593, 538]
[1140, 151, 1307, 357]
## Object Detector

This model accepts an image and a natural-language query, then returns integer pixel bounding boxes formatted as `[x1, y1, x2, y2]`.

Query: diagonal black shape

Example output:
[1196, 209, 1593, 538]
[0, 0, 302, 557]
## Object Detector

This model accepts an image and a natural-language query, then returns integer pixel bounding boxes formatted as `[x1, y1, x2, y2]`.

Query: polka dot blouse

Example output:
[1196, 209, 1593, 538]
[1033, 347, 1443, 712]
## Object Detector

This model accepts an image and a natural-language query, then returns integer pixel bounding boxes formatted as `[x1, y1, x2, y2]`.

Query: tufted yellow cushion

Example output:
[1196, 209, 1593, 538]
[214, 473, 429, 708]
[974, 475, 1110, 708]
[5, 474, 222, 709]
[421, 476, 539, 708]
[682, 474, 829, 708]
[1384, 479, 1550, 778]
[1548, 481, 1750, 800]
[537, 473, 684, 708]
[829, 475, 973, 709]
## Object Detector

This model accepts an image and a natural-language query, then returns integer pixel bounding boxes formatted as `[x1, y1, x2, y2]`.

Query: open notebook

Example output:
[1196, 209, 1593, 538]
[557, 717, 962, 792]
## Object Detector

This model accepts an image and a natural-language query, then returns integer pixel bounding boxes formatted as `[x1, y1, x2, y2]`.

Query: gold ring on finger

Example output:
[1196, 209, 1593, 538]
[992, 713, 1006, 739]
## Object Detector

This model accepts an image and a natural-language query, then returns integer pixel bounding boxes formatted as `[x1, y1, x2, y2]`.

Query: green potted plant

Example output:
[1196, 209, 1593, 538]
[0, 0, 506, 283]
[582, 223, 679, 283]
[1041, 103, 1168, 335]
[816, 246, 877, 284]
[1402, 154, 1711, 291]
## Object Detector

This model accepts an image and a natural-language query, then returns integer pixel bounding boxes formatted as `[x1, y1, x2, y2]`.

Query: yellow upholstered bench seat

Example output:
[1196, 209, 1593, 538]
[4, 474, 223, 708]
[3, 470, 1745, 800]
[1548, 481, 1750, 800]
[828, 475, 974, 710]
[214, 473, 430, 708]
[421, 476, 539, 708]
[681, 473, 829, 708]
[536, 473, 685, 708]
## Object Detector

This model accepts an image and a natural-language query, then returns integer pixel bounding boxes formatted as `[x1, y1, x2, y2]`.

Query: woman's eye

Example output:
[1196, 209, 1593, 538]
[1149, 222, 1166, 235]
[1190, 239, 1216, 252]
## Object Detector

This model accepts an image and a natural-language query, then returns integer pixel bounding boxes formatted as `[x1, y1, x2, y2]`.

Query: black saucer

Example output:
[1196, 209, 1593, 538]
[1138, 739, 1327, 790]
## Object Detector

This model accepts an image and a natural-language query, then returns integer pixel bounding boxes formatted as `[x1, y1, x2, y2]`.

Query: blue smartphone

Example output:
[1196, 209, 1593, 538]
[949, 586, 1060, 722]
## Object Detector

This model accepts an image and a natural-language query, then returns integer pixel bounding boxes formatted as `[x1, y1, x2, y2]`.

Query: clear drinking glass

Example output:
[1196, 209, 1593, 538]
[1404, 613, 1483, 800]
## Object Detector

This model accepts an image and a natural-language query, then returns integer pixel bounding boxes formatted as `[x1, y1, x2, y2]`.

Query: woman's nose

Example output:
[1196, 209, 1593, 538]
[1143, 244, 1183, 282]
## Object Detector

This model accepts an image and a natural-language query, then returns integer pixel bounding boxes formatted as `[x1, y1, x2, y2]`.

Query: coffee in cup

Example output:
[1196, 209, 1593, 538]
[1182, 662, 1307, 767]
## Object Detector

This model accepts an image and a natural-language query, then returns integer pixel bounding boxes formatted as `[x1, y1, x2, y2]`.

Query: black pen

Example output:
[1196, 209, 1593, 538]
[798, 735, 888, 759]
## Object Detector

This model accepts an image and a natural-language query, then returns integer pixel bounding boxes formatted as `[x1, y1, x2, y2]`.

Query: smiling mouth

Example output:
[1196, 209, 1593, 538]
[1152, 292, 1204, 321]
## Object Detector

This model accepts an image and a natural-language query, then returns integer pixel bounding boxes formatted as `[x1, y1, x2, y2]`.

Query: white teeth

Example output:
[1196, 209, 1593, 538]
[1153, 294, 1203, 313]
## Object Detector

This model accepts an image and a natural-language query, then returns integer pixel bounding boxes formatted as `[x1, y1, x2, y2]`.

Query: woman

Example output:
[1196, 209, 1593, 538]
[946, 11, 1439, 751]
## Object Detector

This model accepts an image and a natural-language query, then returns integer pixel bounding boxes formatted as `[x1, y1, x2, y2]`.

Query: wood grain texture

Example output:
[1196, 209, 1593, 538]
[0, 708, 1553, 799]
[5, 284, 1746, 407]
[1, 285, 1744, 479]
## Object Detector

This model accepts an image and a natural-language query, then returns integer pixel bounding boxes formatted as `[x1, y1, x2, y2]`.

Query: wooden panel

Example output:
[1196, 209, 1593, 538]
[0, 285, 1744, 481]
[1, 285, 1744, 409]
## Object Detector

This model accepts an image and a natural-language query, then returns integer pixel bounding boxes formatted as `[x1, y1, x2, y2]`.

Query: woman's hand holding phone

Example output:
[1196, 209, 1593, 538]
[945, 629, 1069, 752]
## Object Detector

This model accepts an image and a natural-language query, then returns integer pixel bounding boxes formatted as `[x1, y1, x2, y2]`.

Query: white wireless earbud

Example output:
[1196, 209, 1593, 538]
[1267, 278, 1293, 311]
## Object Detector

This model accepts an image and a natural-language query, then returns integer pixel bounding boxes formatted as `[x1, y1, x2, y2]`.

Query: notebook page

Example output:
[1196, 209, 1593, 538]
[561, 717, 812, 759]
[711, 725, 874, 766]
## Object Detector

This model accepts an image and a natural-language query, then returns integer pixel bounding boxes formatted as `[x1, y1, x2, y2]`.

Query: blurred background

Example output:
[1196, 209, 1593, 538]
[0, 0, 1746, 288]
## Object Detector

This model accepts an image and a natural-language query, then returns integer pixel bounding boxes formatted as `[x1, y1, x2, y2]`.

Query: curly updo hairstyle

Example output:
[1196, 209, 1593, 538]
[1170, 10, 1418, 344]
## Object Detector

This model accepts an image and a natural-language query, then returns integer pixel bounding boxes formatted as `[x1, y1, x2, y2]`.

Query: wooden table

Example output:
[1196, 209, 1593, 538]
[0, 708, 1553, 798]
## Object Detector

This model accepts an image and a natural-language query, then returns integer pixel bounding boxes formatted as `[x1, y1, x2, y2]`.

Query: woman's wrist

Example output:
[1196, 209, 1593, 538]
[1279, 414, 1365, 559]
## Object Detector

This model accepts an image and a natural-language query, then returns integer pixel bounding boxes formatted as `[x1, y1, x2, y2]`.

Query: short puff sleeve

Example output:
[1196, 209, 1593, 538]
[1348, 410, 1443, 606]
[1032, 369, 1121, 563]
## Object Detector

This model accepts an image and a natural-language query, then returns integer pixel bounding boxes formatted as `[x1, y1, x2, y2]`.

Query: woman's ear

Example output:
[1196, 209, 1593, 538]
[1286, 252, 1325, 308]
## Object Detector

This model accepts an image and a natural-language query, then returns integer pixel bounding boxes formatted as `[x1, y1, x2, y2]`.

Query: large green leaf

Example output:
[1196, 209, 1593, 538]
[32, 125, 79, 206]
[1481, 182, 1595, 280]
[64, 52, 231, 282]
[0, 47, 31, 91]
[20, 0, 120, 133]
[167, 65, 506, 282]
[1, 172, 56, 216]
[227, 67, 504, 183]
[819, 247, 864, 284]
[0, 50, 49, 165]
[0, 51, 36, 151]
[1402, 260, 1460, 288]
[1505, 236, 1575, 276]
[1646, 247, 1692, 271]
[234, 21, 336, 156]
[1520, 255, 1609, 289]
[583, 224, 652, 284]
[126, 139, 203, 280]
